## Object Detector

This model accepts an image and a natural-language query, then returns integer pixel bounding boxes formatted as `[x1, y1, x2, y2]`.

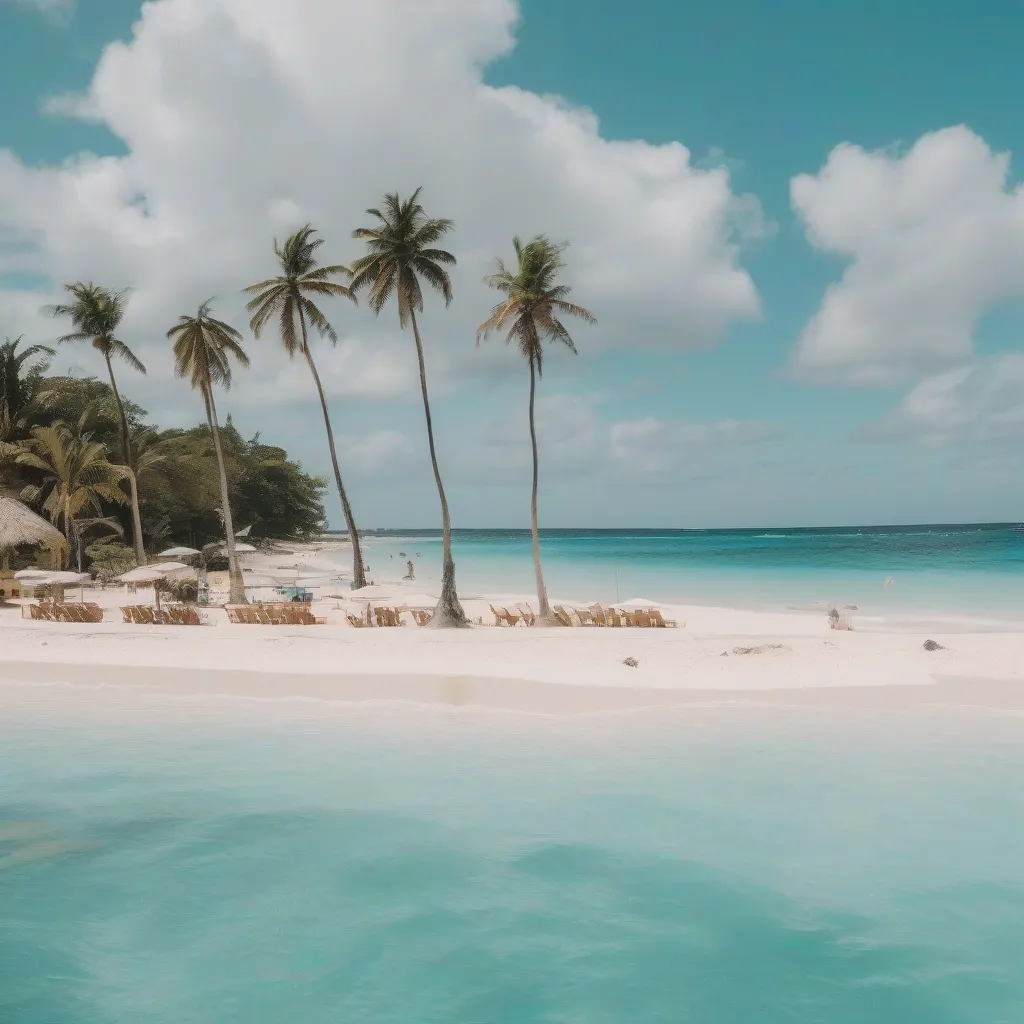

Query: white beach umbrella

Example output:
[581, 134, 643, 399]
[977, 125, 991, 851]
[117, 566, 165, 585]
[218, 542, 257, 555]
[118, 562, 196, 584]
[14, 569, 89, 585]
[158, 546, 200, 558]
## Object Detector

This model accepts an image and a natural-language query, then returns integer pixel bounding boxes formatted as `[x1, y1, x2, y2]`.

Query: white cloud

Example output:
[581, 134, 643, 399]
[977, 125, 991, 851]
[0, 0, 762, 425]
[792, 126, 1024, 383]
[868, 354, 1024, 445]
[0, 0, 72, 21]
[610, 416, 782, 474]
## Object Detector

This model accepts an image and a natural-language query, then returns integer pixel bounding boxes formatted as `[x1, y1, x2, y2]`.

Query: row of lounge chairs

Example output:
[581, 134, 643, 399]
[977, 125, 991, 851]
[225, 603, 326, 626]
[346, 605, 432, 628]
[122, 605, 203, 625]
[27, 602, 104, 623]
[490, 603, 678, 628]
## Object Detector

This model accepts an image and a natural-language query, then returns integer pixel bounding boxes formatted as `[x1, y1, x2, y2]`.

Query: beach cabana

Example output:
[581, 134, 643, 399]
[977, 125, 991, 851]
[0, 494, 68, 599]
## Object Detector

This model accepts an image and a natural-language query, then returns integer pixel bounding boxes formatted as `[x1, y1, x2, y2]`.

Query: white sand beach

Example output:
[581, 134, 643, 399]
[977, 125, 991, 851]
[2, 540, 1023, 716]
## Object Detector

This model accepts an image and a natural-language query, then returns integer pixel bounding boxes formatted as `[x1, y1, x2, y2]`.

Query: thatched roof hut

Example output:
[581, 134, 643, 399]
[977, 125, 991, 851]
[0, 494, 67, 569]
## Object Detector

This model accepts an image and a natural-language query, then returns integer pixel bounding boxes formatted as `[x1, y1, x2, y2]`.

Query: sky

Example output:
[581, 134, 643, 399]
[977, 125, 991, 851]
[1, 0, 1023, 529]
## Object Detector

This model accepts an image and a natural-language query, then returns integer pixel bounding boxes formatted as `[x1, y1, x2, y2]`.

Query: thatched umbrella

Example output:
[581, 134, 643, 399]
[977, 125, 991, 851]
[0, 494, 67, 571]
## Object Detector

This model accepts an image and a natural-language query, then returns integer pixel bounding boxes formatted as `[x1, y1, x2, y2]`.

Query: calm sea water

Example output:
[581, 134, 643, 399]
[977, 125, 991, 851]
[2, 694, 1024, 1023]
[358, 525, 1024, 615]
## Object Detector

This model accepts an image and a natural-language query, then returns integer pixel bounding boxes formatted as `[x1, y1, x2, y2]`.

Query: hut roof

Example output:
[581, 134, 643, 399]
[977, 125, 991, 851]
[0, 494, 67, 552]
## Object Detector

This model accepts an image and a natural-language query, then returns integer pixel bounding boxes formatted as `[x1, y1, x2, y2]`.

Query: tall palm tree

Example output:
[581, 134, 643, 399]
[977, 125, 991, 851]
[16, 423, 130, 571]
[243, 225, 367, 590]
[478, 237, 596, 623]
[349, 189, 466, 627]
[167, 300, 250, 605]
[44, 283, 148, 566]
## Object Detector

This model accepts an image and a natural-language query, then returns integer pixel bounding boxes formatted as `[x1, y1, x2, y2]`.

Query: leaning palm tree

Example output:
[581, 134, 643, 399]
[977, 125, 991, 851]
[243, 226, 367, 590]
[44, 283, 148, 566]
[349, 189, 466, 627]
[478, 237, 596, 623]
[15, 423, 130, 571]
[167, 300, 250, 605]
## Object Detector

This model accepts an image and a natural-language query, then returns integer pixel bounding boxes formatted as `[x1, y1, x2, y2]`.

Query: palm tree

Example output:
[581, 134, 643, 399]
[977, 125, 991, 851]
[167, 300, 250, 605]
[44, 283, 148, 566]
[1, 336, 55, 444]
[243, 225, 367, 590]
[15, 423, 130, 571]
[349, 189, 466, 627]
[478, 237, 596, 623]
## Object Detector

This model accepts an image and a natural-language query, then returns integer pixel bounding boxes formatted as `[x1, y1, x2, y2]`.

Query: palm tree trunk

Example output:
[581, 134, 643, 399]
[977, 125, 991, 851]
[103, 354, 146, 566]
[408, 308, 467, 627]
[63, 496, 77, 574]
[296, 306, 366, 589]
[528, 357, 553, 622]
[204, 387, 246, 605]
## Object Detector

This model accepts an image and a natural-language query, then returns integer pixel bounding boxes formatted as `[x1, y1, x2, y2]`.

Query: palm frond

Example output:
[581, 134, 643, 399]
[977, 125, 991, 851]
[109, 338, 147, 374]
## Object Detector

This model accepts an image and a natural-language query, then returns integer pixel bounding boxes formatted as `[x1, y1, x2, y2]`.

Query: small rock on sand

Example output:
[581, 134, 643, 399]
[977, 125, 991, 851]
[622, 657, 639, 668]
[923, 639, 945, 651]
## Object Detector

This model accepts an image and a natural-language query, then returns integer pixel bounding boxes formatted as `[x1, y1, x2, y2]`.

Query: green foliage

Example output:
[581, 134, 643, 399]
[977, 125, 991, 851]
[84, 538, 137, 577]
[0, 336, 55, 443]
[4, 372, 326, 565]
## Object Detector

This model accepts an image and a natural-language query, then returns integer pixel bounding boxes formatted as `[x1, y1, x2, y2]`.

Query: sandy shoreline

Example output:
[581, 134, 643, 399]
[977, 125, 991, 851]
[3, 658, 1023, 717]
[2, 540, 1022, 717]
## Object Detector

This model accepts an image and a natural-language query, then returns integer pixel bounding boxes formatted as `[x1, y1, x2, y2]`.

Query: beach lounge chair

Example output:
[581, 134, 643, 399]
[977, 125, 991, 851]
[649, 609, 678, 628]
[82, 603, 104, 623]
[572, 607, 594, 626]
[552, 605, 573, 627]
[600, 605, 623, 627]
[516, 604, 537, 626]
[411, 609, 432, 626]
[628, 609, 653, 628]
[500, 607, 521, 627]
[346, 613, 366, 628]
[489, 604, 506, 626]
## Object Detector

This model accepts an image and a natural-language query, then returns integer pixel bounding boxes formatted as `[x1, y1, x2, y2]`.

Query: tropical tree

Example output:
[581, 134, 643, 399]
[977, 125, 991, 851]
[44, 283, 148, 565]
[477, 237, 596, 623]
[243, 225, 367, 589]
[167, 300, 250, 604]
[15, 423, 130, 571]
[349, 189, 466, 627]
[0, 336, 54, 444]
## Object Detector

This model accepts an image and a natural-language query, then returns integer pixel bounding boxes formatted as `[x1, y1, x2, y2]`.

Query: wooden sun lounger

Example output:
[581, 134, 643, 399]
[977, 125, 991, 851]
[516, 604, 537, 626]
[411, 609, 432, 626]
[648, 609, 678, 628]
[592, 604, 624, 627]
[346, 612, 366, 628]
[552, 605, 573, 627]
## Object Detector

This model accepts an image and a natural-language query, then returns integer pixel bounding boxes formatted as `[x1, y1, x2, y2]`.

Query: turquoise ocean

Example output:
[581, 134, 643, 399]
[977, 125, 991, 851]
[4, 522, 1024, 1020]
[360, 524, 1024, 617]
[2, 696, 1023, 1022]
